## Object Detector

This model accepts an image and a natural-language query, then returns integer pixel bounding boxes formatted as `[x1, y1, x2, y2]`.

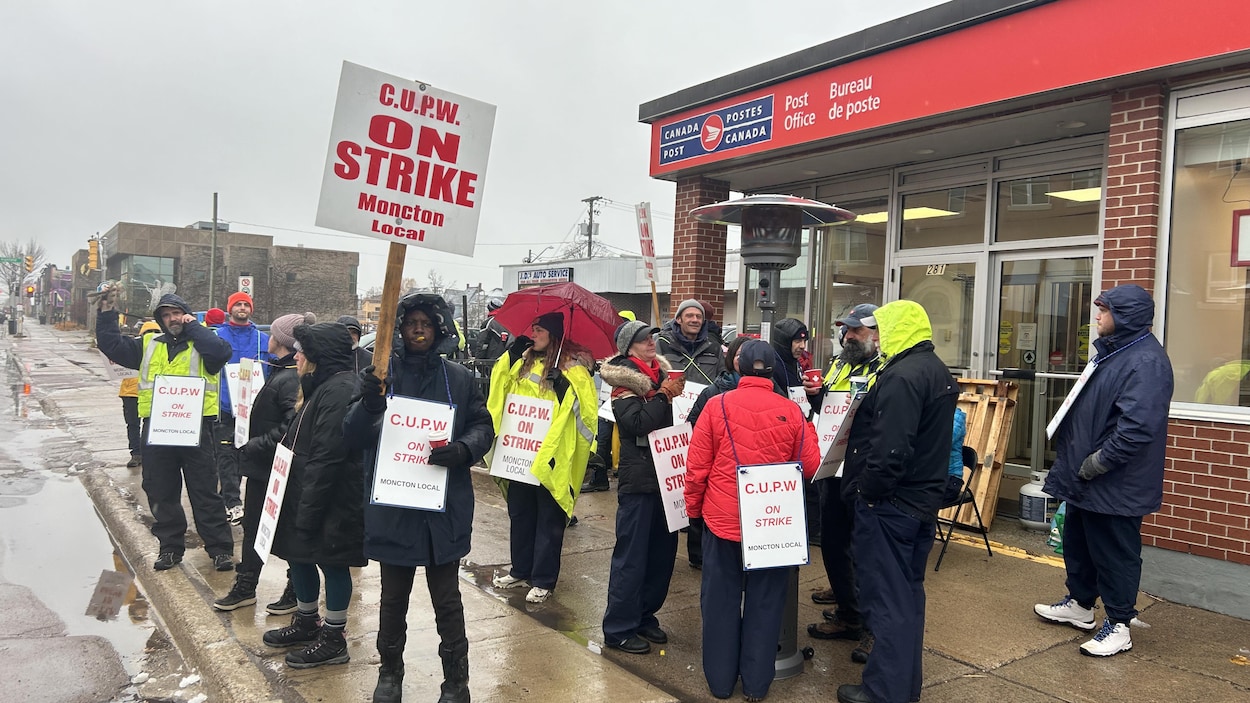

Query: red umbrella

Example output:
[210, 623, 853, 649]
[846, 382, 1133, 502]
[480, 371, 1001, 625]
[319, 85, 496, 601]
[491, 282, 619, 358]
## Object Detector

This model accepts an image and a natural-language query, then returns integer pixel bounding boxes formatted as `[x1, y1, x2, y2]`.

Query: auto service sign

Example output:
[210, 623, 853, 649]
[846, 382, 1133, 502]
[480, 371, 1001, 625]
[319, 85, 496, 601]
[317, 62, 496, 256]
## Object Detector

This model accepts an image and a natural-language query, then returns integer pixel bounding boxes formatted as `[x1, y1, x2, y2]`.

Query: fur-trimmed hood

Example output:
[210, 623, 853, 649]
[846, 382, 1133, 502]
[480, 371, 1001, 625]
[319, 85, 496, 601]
[600, 354, 673, 398]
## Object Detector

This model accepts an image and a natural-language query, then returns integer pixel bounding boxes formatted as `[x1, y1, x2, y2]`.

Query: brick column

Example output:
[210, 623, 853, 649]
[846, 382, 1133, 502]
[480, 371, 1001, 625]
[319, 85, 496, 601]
[671, 175, 730, 322]
[1101, 85, 1166, 292]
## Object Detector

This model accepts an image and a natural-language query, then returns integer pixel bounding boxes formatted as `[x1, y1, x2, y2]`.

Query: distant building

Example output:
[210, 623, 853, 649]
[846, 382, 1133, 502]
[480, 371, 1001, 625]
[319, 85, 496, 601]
[69, 222, 359, 325]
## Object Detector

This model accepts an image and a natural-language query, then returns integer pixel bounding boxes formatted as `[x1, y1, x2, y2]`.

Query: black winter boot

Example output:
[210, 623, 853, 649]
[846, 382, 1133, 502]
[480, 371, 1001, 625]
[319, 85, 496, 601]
[263, 611, 321, 648]
[372, 644, 405, 702]
[266, 578, 298, 615]
[286, 626, 349, 669]
[436, 644, 470, 703]
[213, 570, 259, 611]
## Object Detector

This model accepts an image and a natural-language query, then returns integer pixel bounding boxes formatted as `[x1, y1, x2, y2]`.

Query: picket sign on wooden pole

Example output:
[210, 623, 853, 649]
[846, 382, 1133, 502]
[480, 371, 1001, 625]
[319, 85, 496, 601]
[371, 242, 407, 380]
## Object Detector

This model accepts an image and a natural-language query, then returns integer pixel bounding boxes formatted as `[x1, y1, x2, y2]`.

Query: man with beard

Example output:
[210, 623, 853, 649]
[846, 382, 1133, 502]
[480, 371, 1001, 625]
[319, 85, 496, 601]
[807, 304, 881, 666]
[96, 291, 236, 572]
[214, 292, 270, 525]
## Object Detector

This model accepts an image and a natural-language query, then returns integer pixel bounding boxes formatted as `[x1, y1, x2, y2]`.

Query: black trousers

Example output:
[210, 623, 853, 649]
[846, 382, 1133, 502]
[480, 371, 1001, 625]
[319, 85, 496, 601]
[213, 416, 242, 508]
[818, 476, 860, 624]
[700, 530, 790, 700]
[141, 417, 233, 557]
[853, 499, 934, 703]
[1062, 504, 1144, 624]
[378, 561, 467, 656]
[122, 396, 141, 454]
[505, 481, 568, 589]
[237, 470, 267, 575]
[603, 492, 678, 643]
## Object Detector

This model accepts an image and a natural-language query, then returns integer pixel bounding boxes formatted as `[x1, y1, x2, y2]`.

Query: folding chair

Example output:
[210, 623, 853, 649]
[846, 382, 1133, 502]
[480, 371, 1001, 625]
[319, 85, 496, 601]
[934, 445, 993, 571]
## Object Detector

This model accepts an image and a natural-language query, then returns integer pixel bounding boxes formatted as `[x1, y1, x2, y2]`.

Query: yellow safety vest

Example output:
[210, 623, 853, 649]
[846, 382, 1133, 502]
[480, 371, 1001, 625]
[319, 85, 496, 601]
[136, 335, 219, 418]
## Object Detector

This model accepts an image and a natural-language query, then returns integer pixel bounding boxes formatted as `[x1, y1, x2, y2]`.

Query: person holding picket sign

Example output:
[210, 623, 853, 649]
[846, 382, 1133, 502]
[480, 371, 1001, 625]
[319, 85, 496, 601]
[212, 312, 311, 613]
[261, 322, 365, 670]
[487, 311, 597, 605]
[346, 293, 494, 703]
[599, 319, 683, 655]
[685, 339, 821, 702]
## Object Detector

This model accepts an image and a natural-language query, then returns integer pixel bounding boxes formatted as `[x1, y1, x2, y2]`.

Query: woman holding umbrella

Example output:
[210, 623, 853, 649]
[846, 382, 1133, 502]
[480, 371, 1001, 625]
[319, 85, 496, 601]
[487, 311, 597, 604]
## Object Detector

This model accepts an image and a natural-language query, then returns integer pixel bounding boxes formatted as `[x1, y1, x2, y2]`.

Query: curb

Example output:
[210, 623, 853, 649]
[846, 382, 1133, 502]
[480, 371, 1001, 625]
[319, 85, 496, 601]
[11, 338, 283, 703]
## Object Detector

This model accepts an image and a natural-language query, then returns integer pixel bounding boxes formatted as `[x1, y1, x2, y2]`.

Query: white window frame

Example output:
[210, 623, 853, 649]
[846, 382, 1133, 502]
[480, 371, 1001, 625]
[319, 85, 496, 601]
[1160, 76, 1250, 423]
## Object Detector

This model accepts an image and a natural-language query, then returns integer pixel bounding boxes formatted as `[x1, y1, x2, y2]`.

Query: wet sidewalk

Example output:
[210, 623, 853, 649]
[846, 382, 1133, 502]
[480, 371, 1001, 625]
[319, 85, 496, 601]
[7, 321, 1250, 702]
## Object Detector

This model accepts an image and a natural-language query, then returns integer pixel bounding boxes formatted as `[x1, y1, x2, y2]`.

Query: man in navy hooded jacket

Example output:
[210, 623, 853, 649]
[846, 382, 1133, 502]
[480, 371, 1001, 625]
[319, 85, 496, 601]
[214, 291, 270, 523]
[1034, 284, 1173, 658]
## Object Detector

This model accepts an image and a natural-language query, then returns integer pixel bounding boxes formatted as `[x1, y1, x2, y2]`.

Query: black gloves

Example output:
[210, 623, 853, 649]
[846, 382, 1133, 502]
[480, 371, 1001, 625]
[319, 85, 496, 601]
[430, 441, 471, 469]
[360, 365, 387, 413]
[1078, 451, 1109, 481]
[506, 335, 534, 365]
[548, 367, 571, 403]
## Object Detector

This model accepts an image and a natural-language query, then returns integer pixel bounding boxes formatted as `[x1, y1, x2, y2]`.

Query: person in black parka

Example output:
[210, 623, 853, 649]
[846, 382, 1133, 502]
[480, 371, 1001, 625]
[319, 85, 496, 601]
[346, 293, 494, 703]
[261, 322, 365, 670]
[212, 312, 311, 613]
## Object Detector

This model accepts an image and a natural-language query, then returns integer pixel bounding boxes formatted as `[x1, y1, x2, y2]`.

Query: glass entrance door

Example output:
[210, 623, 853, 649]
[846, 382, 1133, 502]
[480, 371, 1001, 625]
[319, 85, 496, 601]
[990, 254, 1095, 475]
[897, 258, 986, 377]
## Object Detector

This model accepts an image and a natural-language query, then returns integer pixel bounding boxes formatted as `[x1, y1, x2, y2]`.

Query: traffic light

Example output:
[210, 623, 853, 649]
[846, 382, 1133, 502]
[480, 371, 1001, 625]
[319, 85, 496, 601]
[87, 240, 100, 270]
[25, 285, 35, 296]
[24, 255, 33, 272]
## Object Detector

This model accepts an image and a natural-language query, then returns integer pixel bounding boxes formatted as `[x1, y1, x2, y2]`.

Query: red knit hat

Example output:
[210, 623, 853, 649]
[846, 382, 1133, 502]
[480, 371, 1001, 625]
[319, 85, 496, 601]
[227, 292, 253, 311]
[205, 308, 226, 326]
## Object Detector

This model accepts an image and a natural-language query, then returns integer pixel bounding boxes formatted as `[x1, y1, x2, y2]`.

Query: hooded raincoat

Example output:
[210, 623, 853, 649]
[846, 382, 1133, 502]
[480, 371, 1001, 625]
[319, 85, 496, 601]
[344, 294, 495, 567]
[1043, 285, 1173, 517]
[841, 300, 957, 521]
[488, 346, 597, 517]
[270, 323, 366, 568]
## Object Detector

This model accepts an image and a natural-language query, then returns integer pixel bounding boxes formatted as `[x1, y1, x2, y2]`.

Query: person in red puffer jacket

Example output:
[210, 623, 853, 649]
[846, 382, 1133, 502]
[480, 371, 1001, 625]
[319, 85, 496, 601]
[685, 339, 821, 702]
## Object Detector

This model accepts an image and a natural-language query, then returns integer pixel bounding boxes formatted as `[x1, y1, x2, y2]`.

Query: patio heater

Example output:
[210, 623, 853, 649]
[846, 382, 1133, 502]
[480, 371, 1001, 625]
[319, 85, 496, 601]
[691, 194, 856, 679]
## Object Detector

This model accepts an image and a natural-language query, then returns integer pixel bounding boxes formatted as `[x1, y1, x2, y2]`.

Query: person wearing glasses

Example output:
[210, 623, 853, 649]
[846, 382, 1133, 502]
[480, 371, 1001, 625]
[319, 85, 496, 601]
[348, 293, 495, 703]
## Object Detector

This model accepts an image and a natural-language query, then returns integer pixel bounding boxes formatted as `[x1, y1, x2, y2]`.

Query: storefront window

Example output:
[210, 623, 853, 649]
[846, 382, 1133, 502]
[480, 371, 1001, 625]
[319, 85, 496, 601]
[995, 169, 1103, 242]
[899, 184, 987, 249]
[120, 255, 177, 316]
[1166, 118, 1250, 407]
[811, 196, 887, 369]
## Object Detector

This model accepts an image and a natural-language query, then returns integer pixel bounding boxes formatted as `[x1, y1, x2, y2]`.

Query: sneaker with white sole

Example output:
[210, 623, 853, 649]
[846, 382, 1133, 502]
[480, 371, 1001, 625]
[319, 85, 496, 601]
[525, 586, 552, 603]
[226, 505, 245, 526]
[1034, 596, 1096, 630]
[492, 574, 530, 589]
[1080, 619, 1132, 657]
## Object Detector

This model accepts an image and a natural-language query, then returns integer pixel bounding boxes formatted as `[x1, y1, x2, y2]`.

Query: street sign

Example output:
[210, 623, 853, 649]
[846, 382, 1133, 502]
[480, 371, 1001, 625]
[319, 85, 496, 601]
[238, 276, 253, 295]
[0, 257, 22, 264]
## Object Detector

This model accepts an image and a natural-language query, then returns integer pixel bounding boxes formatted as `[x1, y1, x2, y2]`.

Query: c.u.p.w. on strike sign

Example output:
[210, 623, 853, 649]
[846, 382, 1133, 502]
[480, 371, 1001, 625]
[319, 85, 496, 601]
[316, 61, 497, 256]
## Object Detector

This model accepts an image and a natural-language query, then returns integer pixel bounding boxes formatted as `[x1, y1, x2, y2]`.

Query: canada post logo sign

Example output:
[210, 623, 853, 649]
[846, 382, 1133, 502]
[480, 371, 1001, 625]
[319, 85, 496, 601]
[657, 95, 773, 167]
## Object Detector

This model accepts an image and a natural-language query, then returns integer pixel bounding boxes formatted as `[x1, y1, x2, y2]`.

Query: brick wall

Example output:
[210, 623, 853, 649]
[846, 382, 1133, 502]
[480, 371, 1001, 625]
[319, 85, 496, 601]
[267, 246, 359, 324]
[1100, 85, 1165, 291]
[1144, 420, 1250, 566]
[671, 176, 730, 320]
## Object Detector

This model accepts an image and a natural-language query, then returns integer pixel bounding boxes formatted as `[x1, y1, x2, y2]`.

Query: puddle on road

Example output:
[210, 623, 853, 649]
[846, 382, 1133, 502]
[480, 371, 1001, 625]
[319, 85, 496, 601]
[462, 562, 594, 647]
[0, 468, 156, 676]
[0, 347, 155, 677]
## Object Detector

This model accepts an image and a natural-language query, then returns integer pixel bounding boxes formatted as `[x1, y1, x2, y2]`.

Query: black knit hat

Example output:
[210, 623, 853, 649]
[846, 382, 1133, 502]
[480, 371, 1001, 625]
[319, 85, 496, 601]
[534, 311, 564, 340]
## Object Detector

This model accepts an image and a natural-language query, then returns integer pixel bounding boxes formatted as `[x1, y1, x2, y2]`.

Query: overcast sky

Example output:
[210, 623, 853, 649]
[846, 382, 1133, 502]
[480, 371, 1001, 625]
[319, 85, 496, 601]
[1, 0, 937, 297]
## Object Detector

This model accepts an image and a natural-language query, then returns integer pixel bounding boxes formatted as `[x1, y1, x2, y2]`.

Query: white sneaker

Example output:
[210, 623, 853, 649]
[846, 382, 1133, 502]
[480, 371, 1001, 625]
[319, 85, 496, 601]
[525, 586, 551, 603]
[1080, 619, 1133, 657]
[492, 574, 530, 589]
[226, 505, 245, 526]
[1034, 596, 1096, 630]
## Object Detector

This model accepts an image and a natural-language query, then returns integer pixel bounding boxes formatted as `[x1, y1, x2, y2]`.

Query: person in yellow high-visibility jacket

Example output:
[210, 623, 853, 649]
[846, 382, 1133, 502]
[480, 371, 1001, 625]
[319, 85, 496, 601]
[96, 292, 236, 573]
[808, 303, 882, 664]
[487, 311, 597, 604]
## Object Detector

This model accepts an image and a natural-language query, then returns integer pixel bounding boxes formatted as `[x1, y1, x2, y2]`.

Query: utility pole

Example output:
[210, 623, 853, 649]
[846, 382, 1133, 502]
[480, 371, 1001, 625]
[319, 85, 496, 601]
[582, 195, 602, 259]
[208, 192, 219, 309]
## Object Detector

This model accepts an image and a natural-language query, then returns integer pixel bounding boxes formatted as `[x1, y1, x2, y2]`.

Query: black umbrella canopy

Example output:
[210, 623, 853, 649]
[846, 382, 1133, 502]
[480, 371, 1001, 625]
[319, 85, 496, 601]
[690, 194, 857, 227]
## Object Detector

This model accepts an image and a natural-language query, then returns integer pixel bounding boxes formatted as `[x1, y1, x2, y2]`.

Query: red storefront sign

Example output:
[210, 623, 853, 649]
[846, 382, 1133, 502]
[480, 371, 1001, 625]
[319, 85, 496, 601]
[649, 0, 1250, 177]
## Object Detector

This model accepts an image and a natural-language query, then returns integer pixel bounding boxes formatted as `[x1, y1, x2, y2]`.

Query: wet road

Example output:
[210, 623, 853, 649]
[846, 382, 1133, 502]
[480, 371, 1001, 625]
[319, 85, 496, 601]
[0, 345, 202, 702]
